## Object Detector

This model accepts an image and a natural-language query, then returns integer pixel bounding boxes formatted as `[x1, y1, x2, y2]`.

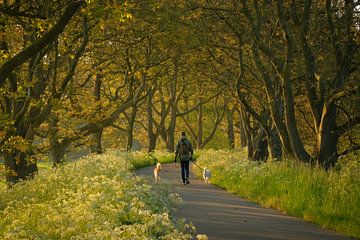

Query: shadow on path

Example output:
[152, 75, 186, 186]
[136, 163, 352, 240]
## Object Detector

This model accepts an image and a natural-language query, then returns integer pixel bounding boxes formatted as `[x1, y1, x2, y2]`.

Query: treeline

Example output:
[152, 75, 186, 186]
[194, 0, 360, 169]
[0, 0, 359, 185]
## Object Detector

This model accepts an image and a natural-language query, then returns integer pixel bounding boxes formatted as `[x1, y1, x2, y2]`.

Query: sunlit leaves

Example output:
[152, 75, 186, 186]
[2, 136, 30, 154]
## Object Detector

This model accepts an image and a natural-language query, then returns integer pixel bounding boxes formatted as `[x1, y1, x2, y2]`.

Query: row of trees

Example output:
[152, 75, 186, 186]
[0, 0, 359, 185]
[191, 0, 359, 168]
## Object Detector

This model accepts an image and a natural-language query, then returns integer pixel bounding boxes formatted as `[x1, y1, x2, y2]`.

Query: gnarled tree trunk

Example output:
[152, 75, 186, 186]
[253, 127, 268, 161]
[317, 103, 337, 169]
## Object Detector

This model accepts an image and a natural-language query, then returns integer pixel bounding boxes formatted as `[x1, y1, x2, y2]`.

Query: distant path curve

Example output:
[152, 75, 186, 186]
[136, 163, 351, 240]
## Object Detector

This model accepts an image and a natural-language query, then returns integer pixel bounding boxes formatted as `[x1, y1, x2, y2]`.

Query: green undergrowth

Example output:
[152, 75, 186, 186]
[124, 150, 175, 170]
[0, 150, 194, 239]
[193, 149, 360, 239]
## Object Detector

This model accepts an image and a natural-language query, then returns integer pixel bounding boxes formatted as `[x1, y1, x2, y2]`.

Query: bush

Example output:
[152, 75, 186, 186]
[113, 150, 174, 170]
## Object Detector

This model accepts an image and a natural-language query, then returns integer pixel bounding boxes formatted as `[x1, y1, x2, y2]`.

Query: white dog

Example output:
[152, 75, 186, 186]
[203, 167, 211, 184]
[154, 163, 162, 181]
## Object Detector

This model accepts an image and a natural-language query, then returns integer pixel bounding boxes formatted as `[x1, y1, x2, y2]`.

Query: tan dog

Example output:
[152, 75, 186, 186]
[154, 163, 162, 181]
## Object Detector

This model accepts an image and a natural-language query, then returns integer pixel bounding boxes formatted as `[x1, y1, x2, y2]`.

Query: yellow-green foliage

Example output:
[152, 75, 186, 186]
[0, 151, 192, 240]
[118, 150, 175, 170]
[194, 149, 360, 238]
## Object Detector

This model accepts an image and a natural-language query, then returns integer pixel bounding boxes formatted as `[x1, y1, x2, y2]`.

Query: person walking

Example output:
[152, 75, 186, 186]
[175, 132, 194, 185]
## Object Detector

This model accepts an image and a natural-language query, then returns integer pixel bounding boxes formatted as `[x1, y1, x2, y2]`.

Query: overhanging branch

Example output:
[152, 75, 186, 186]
[0, 0, 84, 87]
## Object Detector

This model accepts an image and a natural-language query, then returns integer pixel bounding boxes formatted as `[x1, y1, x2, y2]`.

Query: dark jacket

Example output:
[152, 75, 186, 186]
[175, 136, 194, 161]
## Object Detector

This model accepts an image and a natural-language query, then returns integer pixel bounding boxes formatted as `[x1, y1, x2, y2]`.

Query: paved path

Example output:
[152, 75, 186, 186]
[136, 163, 352, 240]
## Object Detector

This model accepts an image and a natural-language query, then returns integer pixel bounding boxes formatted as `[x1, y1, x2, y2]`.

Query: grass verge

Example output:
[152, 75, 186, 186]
[193, 149, 360, 239]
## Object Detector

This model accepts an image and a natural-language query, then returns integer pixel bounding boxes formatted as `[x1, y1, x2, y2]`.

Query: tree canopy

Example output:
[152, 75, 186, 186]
[1, 0, 359, 184]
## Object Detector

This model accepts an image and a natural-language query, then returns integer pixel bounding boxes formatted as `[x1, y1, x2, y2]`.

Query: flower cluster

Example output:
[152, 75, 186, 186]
[0, 152, 192, 239]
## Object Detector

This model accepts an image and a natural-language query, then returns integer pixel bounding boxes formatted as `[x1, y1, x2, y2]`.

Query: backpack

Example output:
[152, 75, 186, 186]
[179, 139, 190, 155]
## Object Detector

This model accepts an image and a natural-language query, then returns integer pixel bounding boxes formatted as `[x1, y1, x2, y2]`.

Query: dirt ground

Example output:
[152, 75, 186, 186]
[136, 163, 352, 240]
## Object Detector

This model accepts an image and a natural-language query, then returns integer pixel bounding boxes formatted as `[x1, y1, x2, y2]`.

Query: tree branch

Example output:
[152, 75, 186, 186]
[0, 0, 84, 87]
[0, 6, 47, 19]
[338, 145, 360, 158]
[337, 116, 360, 137]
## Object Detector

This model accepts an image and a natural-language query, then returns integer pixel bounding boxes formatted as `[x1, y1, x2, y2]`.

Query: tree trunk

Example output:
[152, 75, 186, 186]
[281, 73, 310, 161]
[146, 89, 157, 152]
[4, 119, 38, 184]
[242, 113, 254, 159]
[90, 129, 103, 154]
[239, 124, 247, 148]
[226, 106, 235, 149]
[4, 153, 37, 185]
[165, 58, 179, 152]
[251, 44, 293, 157]
[267, 125, 282, 160]
[90, 73, 103, 154]
[238, 114, 247, 148]
[281, 66, 310, 162]
[126, 105, 137, 151]
[51, 137, 74, 167]
[253, 127, 268, 161]
[270, 93, 294, 158]
[197, 101, 203, 149]
[4, 151, 38, 185]
[49, 114, 65, 165]
[148, 134, 157, 153]
[166, 106, 176, 152]
[317, 103, 338, 169]
[277, 0, 311, 163]
[51, 148, 65, 167]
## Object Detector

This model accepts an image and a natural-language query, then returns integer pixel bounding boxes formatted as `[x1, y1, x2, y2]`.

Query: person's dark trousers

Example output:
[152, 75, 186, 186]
[180, 160, 190, 183]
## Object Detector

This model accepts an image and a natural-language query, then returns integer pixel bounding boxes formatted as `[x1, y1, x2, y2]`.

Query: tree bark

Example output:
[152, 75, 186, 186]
[165, 66, 178, 152]
[268, 125, 282, 160]
[197, 99, 203, 149]
[49, 114, 78, 165]
[251, 44, 294, 157]
[253, 127, 268, 161]
[90, 73, 103, 154]
[226, 106, 235, 149]
[242, 112, 254, 159]
[146, 88, 157, 152]
[90, 129, 103, 154]
[126, 105, 137, 151]
[166, 104, 176, 152]
[315, 0, 357, 169]
[238, 108, 247, 148]
[276, 0, 310, 162]
[148, 134, 157, 153]
[317, 103, 338, 169]
[290, 1, 322, 132]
